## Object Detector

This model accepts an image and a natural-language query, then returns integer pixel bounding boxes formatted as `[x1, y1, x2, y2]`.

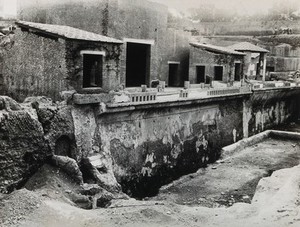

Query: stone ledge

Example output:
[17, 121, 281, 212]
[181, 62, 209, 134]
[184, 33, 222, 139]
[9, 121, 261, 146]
[73, 93, 112, 105]
[221, 130, 300, 160]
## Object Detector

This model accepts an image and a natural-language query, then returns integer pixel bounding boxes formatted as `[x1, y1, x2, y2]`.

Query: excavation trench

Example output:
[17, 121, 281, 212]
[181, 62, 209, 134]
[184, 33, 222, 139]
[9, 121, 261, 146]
[18, 128, 300, 210]
[76, 130, 300, 207]
[151, 134, 300, 207]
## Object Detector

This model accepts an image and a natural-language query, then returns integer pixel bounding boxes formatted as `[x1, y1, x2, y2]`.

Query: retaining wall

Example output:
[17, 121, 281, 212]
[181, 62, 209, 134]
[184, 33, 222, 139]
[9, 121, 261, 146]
[73, 88, 300, 197]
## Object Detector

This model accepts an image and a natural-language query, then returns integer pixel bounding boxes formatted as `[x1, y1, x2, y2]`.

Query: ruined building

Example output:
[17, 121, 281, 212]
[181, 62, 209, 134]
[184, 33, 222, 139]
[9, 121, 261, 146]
[2, 21, 123, 101]
[189, 42, 245, 85]
[0, 0, 300, 199]
[228, 42, 269, 81]
[18, 0, 191, 88]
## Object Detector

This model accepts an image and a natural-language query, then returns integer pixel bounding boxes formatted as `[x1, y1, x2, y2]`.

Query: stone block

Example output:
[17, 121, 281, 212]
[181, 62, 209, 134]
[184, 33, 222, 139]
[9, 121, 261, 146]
[111, 92, 130, 104]
[73, 93, 112, 105]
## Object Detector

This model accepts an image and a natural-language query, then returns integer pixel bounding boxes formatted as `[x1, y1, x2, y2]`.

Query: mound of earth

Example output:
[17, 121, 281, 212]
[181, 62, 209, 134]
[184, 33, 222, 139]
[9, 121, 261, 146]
[1, 163, 300, 227]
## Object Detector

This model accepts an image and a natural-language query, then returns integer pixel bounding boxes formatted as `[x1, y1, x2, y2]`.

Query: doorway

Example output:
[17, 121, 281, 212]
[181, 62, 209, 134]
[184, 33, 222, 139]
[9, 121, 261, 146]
[214, 66, 223, 81]
[83, 54, 103, 88]
[126, 42, 151, 87]
[196, 66, 205, 83]
[234, 63, 242, 81]
[168, 63, 180, 87]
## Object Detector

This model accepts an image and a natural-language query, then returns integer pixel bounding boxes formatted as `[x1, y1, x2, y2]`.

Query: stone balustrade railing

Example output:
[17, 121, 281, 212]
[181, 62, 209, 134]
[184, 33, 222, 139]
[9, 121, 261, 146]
[128, 91, 157, 103]
[207, 88, 241, 96]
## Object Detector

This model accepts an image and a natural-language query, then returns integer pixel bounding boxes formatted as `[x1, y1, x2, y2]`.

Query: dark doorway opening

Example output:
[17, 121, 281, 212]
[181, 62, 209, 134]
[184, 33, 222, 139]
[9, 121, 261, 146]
[256, 62, 260, 76]
[83, 54, 103, 88]
[266, 66, 275, 73]
[214, 66, 223, 81]
[55, 135, 72, 157]
[126, 42, 151, 87]
[196, 66, 205, 83]
[234, 63, 242, 81]
[168, 63, 180, 87]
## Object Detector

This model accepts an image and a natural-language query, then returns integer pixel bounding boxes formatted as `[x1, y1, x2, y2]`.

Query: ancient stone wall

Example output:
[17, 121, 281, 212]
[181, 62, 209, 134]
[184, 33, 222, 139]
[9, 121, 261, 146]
[17, 0, 191, 87]
[71, 89, 300, 197]
[267, 56, 300, 72]
[0, 96, 79, 193]
[2, 29, 68, 101]
[72, 97, 244, 197]
[1, 88, 300, 196]
[243, 89, 299, 138]
[0, 97, 50, 193]
[1, 28, 123, 101]
[65, 40, 123, 92]
[189, 45, 243, 83]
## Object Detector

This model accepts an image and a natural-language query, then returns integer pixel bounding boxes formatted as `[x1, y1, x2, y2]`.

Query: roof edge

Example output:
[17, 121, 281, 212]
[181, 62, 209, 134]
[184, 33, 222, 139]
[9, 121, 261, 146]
[190, 42, 246, 56]
[15, 20, 123, 44]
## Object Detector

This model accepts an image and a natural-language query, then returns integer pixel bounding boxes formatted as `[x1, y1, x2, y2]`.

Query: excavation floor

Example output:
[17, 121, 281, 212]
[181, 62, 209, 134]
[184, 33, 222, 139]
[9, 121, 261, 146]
[1, 128, 300, 227]
[153, 137, 300, 207]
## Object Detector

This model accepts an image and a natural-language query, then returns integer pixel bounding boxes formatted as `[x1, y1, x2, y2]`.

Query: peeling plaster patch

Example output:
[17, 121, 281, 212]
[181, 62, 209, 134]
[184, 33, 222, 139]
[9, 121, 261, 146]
[255, 110, 263, 131]
[195, 135, 208, 153]
[171, 144, 182, 159]
[162, 134, 169, 145]
[141, 167, 152, 177]
[141, 153, 158, 177]
[233, 128, 237, 143]
[72, 106, 96, 157]
[163, 155, 168, 164]
[145, 153, 155, 164]
[243, 101, 252, 138]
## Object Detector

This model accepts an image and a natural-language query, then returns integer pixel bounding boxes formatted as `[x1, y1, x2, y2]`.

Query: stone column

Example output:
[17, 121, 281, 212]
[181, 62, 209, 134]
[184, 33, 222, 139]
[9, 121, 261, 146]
[243, 52, 251, 79]
[257, 53, 263, 80]
[262, 53, 267, 82]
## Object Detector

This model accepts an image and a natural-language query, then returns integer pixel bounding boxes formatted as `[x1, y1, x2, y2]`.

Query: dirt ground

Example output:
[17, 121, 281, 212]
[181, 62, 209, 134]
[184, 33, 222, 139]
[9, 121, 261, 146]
[1, 136, 300, 227]
[154, 137, 300, 207]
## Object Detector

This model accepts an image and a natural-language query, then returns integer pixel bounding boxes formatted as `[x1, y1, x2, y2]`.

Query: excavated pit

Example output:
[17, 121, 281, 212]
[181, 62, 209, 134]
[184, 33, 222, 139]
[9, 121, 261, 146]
[150, 130, 300, 207]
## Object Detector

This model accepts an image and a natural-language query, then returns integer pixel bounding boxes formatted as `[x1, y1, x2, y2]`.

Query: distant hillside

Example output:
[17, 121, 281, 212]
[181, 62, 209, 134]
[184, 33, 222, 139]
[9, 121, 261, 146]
[196, 19, 300, 36]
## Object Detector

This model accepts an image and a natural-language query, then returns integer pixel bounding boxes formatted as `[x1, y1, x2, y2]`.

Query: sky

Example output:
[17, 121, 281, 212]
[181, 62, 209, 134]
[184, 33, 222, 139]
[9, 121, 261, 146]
[0, 0, 298, 18]
[0, 0, 17, 17]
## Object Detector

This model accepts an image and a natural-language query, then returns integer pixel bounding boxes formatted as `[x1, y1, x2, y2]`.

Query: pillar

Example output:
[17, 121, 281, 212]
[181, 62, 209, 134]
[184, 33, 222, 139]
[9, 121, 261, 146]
[262, 53, 267, 82]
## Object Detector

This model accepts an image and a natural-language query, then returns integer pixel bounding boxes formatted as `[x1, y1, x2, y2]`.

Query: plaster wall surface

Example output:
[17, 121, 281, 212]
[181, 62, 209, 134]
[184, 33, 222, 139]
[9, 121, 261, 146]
[243, 89, 299, 138]
[72, 98, 243, 196]
[0, 88, 299, 196]
[70, 89, 299, 197]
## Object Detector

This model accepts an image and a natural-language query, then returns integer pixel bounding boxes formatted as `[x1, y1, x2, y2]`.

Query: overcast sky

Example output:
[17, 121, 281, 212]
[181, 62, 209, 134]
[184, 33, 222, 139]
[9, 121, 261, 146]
[0, 0, 17, 16]
[1, 0, 298, 17]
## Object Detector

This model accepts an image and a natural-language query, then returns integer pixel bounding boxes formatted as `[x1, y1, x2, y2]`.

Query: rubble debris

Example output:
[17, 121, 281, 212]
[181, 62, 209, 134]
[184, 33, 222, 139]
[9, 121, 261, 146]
[50, 155, 83, 184]
[81, 155, 121, 193]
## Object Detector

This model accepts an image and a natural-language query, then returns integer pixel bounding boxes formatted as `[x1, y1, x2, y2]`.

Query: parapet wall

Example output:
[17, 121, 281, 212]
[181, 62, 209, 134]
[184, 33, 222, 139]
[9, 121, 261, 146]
[72, 88, 300, 197]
